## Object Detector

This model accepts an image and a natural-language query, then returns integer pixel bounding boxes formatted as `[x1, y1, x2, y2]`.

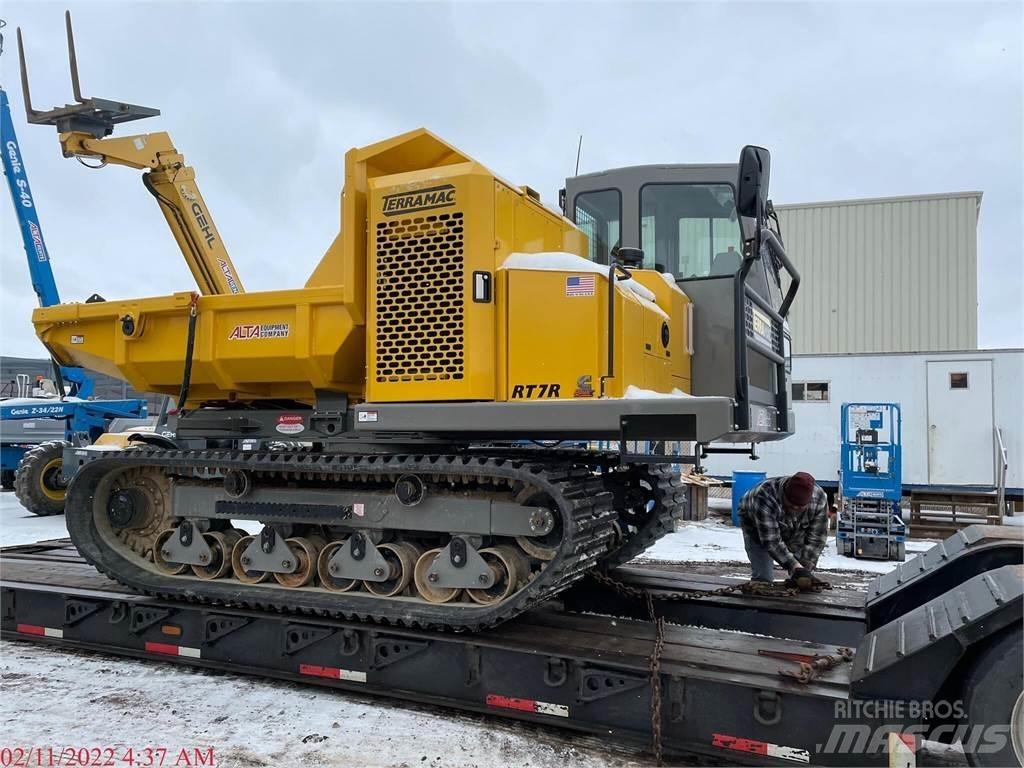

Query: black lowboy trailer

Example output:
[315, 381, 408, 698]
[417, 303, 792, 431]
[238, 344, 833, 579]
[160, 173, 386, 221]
[2, 526, 1022, 767]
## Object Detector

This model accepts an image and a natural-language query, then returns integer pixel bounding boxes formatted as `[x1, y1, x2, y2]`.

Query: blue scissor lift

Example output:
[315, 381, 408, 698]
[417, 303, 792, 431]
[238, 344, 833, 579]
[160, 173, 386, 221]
[836, 403, 907, 560]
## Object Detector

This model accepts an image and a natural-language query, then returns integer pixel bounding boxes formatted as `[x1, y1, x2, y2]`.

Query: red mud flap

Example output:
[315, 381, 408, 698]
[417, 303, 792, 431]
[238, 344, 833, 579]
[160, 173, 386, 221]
[486, 694, 569, 718]
[712, 733, 809, 763]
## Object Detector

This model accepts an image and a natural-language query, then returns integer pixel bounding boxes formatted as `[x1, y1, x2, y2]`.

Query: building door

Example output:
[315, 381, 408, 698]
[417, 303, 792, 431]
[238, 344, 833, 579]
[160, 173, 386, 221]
[926, 360, 994, 485]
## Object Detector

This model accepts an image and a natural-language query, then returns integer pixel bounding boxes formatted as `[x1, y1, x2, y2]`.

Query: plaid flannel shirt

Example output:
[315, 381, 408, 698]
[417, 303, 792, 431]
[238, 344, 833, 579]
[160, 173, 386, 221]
[738, 476, 829, 572]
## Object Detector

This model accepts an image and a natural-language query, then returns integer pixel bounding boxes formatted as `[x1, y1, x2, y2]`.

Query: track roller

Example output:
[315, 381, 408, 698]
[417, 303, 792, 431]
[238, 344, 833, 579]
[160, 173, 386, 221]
[192, 530, 242, 580]
[365, 542, 420, 597]
[273, 537, 319, 588]
[153, 529, 188, 575]
[413, 548, 461, 603]
[317, 539, 359, 592]
[230, 535, 271, 584]
[466, 545, 527, 605]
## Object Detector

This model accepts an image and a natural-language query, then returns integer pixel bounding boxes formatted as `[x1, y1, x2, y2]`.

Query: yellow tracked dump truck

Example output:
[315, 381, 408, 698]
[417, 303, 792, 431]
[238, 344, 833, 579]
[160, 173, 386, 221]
[19, 14, 800, 629]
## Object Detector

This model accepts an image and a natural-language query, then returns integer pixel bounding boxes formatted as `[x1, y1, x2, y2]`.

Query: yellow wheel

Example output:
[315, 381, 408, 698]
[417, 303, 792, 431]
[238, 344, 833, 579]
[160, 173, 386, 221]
[14, 441, 70, 516]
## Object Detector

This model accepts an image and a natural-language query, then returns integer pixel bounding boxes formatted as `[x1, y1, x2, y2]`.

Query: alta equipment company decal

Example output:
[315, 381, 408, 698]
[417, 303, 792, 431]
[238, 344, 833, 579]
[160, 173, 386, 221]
[276, 414, 305, 435]
[228, 323, 290, 340]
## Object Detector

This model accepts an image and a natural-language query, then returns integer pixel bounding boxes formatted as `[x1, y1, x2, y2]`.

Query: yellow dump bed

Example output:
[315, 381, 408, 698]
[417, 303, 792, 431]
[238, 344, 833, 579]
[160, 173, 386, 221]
[34, 287, 364, 403]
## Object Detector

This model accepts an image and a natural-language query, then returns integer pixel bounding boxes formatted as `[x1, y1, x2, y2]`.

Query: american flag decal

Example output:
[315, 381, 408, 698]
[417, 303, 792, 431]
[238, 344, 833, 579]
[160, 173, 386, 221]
[565, 274, 596, 297]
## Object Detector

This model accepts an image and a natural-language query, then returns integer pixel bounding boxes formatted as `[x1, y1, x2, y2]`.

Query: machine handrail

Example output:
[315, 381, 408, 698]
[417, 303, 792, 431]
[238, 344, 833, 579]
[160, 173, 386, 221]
[761, 228, 800, 318]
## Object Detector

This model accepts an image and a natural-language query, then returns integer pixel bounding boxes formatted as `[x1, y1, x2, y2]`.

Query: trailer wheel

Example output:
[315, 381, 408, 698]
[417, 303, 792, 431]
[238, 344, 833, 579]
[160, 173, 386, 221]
[14, 441, 71, 516]
[1, 470, 15, 490]
[962, 627, 1023, 767]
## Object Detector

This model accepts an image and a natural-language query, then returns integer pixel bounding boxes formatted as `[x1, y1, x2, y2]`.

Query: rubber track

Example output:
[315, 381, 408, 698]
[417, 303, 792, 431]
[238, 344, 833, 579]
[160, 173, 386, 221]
[597, 463, 689, 571]
[66, 449, 622, 631]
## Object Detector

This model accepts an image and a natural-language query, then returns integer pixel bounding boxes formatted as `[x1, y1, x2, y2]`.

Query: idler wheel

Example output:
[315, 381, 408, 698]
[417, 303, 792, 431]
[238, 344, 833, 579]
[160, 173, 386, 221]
[413, 547, 461, 604]
[316, 539, 359, 592]
[230, 534, 271, 584]
[274, 537, 319, 588]
[466, 545, 527, 605]
[514, 487, 562, 561]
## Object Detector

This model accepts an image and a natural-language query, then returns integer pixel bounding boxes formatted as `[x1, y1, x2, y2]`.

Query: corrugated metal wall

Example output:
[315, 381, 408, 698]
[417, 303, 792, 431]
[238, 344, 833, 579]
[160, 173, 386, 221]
[777, 192, 980, 354]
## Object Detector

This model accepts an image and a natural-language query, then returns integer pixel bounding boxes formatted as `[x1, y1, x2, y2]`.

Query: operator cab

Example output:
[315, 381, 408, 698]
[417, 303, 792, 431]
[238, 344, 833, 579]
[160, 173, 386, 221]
[562, 154, 798, 445]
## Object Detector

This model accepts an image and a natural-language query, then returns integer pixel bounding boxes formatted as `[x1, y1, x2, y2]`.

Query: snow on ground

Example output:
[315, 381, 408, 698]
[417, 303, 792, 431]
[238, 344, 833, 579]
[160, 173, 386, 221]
[0, 492, 71, 546]
[3, 641, 646, 768]
[0, 491, 650, 768]
[642, 517, 936, 576]
[0, 487, 1005, 766]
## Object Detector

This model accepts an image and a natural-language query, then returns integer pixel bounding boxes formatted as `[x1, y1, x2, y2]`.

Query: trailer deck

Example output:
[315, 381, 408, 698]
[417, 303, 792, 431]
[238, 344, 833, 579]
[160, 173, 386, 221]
[2, 530, 1022, 767]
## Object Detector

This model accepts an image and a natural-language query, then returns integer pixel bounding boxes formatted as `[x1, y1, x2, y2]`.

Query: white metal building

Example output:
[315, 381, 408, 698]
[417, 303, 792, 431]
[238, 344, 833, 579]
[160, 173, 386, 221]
[777, 192, 981, 355]
[706, 349, 1022, 495]
[704, 190, 1021, 498]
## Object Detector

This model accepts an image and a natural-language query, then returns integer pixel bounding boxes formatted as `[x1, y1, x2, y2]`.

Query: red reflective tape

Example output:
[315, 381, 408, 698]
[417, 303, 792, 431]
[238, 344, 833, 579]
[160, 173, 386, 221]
[145, 641, 181, 656]
[16, 623, 45, 636]
[486, 694, 536, 713]
[298, 663, 366, 682]
[712, 733, 769, 756]
[898, 733, 917, 750]
[300, 663, 339, 679]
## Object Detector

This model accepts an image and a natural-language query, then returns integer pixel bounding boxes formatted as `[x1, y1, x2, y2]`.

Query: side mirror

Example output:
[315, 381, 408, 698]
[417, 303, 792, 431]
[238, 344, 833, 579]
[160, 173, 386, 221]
[736, 145, 771, 241]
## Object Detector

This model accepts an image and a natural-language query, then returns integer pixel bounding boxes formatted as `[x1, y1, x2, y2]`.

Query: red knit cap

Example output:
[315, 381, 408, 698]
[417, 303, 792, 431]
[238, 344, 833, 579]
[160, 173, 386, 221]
[784, 472, 816, 507]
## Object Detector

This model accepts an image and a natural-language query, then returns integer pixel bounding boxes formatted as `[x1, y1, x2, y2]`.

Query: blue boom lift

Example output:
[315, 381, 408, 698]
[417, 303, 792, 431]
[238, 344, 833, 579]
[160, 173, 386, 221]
[1, 25, 146, 515]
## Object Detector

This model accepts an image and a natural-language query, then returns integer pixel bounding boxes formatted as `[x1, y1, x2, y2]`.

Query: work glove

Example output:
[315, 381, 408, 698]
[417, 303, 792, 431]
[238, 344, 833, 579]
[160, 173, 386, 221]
[790, 567, 814, 591]
[809, 574, 832, 590]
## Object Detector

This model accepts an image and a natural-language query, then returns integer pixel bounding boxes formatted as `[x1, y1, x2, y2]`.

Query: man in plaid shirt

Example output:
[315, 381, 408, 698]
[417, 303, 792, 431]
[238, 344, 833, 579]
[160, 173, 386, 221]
[738, 472, 829, 588]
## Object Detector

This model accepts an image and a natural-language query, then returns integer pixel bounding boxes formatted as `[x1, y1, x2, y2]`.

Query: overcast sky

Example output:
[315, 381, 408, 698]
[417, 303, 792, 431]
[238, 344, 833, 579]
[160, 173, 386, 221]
[2, 1, 1021, 358]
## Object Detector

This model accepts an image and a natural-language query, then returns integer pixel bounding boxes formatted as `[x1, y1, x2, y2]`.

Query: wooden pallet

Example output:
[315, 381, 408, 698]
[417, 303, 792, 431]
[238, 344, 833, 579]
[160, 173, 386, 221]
[909, 490, 1003, 538]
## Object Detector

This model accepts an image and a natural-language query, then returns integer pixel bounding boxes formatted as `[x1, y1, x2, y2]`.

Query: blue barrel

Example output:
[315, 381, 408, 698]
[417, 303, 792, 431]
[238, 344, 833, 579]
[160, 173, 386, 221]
[731, 471, 767, 527]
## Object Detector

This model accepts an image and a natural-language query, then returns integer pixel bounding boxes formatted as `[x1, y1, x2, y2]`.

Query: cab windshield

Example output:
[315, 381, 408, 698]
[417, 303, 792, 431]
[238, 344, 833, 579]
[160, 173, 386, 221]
[640, 183, 743, 278]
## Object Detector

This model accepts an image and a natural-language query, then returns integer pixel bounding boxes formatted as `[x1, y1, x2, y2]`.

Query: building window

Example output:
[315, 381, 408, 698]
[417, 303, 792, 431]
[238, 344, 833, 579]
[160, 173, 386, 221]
[792, 381, 830, 402]
[949, 372, 969, 389]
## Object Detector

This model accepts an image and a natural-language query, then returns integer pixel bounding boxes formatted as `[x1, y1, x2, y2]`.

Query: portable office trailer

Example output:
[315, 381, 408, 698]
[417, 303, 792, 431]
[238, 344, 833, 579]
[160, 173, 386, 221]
[706, 349, 1022, 499]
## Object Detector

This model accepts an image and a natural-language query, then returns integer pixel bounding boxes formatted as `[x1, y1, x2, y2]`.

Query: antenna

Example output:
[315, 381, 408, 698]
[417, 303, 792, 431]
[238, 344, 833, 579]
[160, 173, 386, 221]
[574, 135, 583, 176]
[17, 10, 159, 138]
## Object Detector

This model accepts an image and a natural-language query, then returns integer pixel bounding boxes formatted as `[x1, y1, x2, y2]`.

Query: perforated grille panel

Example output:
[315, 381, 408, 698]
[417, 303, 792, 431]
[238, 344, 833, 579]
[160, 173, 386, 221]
[375, 212, 465, 383]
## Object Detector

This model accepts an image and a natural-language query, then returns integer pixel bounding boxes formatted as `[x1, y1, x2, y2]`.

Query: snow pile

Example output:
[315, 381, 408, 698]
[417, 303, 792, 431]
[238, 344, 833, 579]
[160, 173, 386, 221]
[501, 251, 604, 273]
[623, 385, 692, 399]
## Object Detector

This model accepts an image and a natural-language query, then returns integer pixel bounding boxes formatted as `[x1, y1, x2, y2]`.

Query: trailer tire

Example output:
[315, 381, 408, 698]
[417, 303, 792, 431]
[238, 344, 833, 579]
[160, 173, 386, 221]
[962, 627, 1023, 767]
[14, 441, 71, 516]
